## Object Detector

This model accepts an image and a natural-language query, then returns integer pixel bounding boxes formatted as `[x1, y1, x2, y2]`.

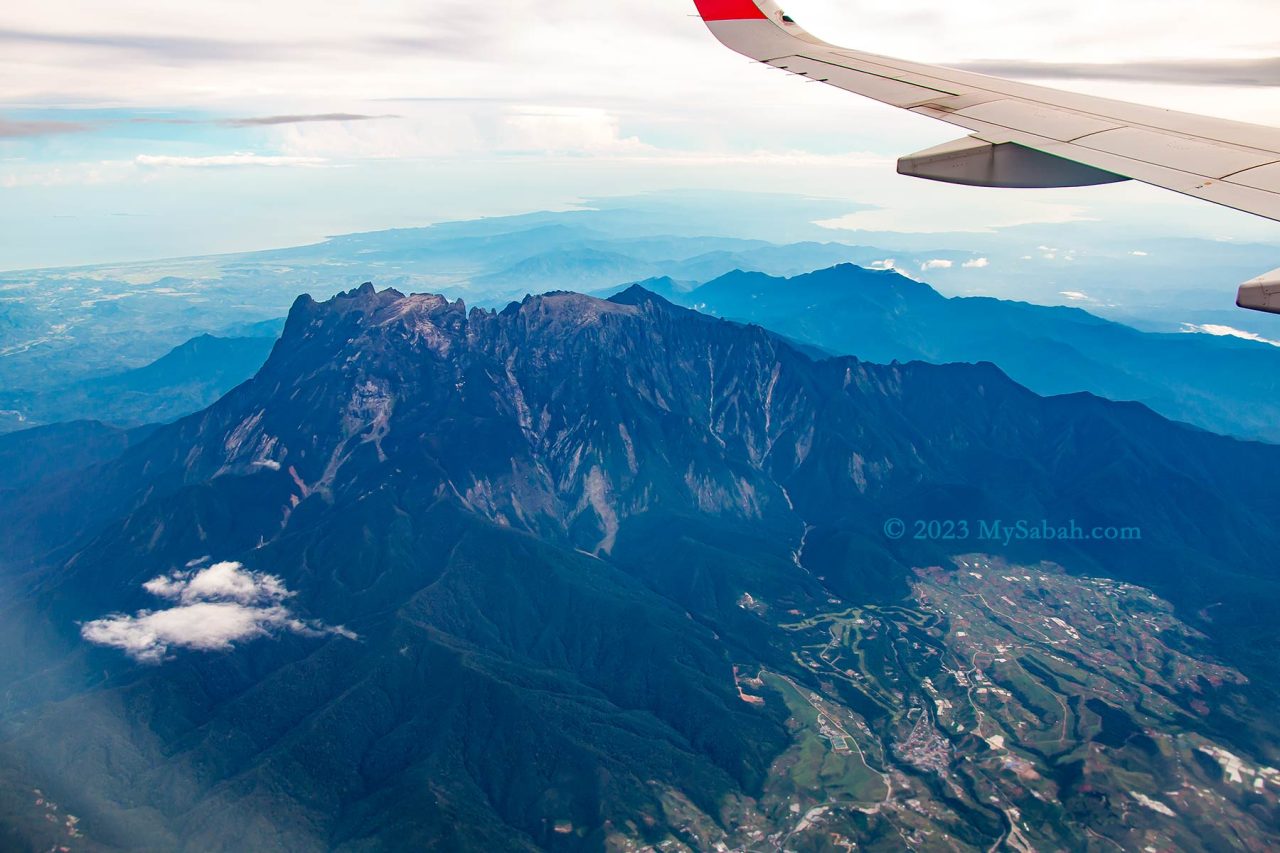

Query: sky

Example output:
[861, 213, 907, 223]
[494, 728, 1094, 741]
[3, 0, 1280, 269]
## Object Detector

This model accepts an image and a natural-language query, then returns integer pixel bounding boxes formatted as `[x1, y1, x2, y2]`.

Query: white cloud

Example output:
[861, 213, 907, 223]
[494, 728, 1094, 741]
[1131, 250, 1150, 256]
[4, 0, 1276, 130]
[143, 560, 290, 604]
[135, 153, 328, 168]
[500, 106, 650, 155]
[921, 259, 953, 271]
[962, 257, 990, 268]
[221, 102, 894, 163]
[1060, 290, 1090, 301]
[273, 110, 485, 160]
[1182, 323, 1280, 347]
[817, 200, 1092, 234]
[869, 258, 915, 277]
[82, 561, 354, 663]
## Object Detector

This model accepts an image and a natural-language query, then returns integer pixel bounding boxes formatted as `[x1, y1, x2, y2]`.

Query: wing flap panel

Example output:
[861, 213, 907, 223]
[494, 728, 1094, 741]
[1075, 127, 1277, 179]
[1225, 162, 1280, 193]
[954, 100, 1123, 143]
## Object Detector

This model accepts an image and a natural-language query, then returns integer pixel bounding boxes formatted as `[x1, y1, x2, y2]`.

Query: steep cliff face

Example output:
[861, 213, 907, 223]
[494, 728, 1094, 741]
[52, 281, 1277, 590]
[2, 284, 1280, 850]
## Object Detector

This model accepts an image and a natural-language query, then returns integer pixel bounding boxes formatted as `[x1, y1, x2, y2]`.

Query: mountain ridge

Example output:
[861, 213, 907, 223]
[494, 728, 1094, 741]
[674, 263, 1280, 441]
[0, 332, 277, 433]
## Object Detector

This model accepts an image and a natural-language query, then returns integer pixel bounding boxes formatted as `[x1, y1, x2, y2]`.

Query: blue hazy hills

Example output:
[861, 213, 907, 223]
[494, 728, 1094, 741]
[657, 265, 1280, 442]
[4, 251, 1277, 443]
[4, 192, 1279, 393]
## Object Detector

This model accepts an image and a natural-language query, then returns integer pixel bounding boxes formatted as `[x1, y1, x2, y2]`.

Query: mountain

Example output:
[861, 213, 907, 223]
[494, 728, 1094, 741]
[216, 317, 287, 339]
[2, 284, 1279, 851]
[0, 194, 877, 399]
[9, 191, 1280, 411]
[472, 248, 663, 296]
[0, 333, 276, 433]
[677, 264, 1280, 442]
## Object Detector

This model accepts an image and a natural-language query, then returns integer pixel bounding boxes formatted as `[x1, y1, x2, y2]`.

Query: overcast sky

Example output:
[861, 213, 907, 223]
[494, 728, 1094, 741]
[3, 0, 1280, 268]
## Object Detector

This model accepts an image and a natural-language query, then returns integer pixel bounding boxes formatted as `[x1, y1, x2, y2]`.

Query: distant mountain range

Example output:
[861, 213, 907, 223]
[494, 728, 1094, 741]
[0, 201, 892, 398]
[8, 192, 1276, 408]
[2, 284, 1278, 850]
[7, 261, 1280, 448]
[0, 333, 277, 433]
[653, 264, 1280, 442]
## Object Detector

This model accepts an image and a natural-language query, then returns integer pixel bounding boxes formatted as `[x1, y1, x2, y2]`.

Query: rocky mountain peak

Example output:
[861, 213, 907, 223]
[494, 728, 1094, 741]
[13, 280, 1280, 603]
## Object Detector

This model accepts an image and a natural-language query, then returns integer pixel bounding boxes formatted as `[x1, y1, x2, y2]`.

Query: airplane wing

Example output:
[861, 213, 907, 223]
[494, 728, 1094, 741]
[692, 0, 1280, 314]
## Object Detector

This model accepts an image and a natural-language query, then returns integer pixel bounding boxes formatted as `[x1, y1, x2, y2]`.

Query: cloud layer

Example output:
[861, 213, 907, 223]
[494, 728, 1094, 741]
[0, 117, 88, 138]
[1182, 323, 1280, 347]
[81, 561, 354, 663]
[223, 113, 398, 127]
[134, 153, 327, 168]
[6, 1, 1280, 269]
[955, 57, 1280, 88]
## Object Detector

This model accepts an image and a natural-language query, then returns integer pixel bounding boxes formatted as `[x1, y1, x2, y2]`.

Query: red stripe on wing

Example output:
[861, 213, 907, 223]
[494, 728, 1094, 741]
[693, 0, 769, 22]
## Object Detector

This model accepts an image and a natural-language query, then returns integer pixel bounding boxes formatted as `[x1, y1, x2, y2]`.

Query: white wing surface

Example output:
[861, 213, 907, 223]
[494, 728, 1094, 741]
[693, 0, 1280, 313]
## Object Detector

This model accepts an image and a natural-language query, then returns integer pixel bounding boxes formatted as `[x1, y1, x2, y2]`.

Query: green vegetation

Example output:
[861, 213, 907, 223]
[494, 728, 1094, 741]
[695, 557, 1280, 851]
[762, 672, 888, 804]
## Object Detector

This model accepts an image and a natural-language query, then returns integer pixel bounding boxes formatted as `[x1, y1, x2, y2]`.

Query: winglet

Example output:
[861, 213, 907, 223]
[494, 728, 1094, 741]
[692, 0, 768, 21]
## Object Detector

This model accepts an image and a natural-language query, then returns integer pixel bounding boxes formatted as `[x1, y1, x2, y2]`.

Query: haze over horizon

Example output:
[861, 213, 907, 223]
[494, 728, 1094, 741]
[4, 0, 1280, 270]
